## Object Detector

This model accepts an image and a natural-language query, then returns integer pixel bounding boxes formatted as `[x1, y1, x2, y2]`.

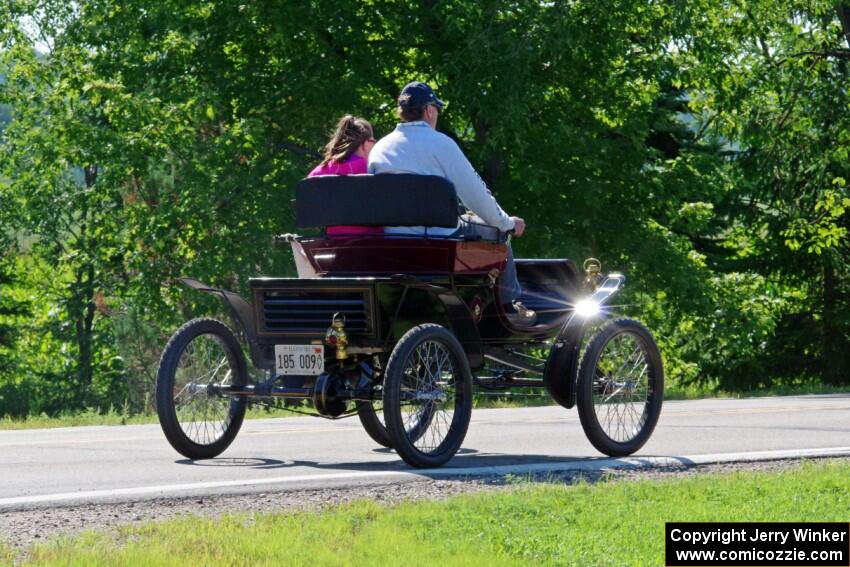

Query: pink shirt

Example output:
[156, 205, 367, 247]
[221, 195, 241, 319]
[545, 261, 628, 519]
[307, 155, 383, 236]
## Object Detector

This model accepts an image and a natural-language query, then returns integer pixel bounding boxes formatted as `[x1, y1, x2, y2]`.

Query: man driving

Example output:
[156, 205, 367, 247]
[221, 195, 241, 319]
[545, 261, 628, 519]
[368, 81, 535, 325]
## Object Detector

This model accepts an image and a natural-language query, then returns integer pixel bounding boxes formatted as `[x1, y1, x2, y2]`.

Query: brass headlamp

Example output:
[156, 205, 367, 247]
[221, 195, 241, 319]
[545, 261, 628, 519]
[583, 257, 602, 291]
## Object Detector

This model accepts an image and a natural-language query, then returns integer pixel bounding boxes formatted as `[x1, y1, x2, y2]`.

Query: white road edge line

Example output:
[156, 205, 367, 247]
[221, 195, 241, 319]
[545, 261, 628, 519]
[3, 446, 850, 508]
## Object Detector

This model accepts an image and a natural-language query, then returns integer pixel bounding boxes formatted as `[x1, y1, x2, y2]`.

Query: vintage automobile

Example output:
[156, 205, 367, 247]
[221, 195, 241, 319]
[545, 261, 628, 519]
[156, 174, 663, 468]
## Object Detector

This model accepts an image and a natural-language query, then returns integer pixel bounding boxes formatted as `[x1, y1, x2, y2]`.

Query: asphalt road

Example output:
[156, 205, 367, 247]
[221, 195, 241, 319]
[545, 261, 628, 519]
[1, 395, 849, 509]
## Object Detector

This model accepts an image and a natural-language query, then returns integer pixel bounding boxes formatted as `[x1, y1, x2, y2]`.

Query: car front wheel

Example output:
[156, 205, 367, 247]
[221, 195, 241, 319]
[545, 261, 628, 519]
[576, 318, 663, 457]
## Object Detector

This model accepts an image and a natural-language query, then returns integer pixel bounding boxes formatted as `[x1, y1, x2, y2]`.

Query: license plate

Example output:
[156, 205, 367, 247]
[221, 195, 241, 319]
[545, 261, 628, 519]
[274, 344, 325, 376]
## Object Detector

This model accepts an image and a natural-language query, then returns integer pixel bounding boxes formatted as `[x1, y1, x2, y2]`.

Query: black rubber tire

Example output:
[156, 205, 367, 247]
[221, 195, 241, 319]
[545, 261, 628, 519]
[383, 324, 473, 468]
[356, 401, 393, 448]
[576, 318, 663, 457]
[156, 318, 248, 459]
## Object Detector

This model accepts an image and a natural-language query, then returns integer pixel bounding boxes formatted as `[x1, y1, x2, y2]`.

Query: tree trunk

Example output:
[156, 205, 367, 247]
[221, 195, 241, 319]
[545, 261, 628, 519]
[73, 263, 97, 391]
[822, 260, 845, 385]
[72, 164, 99, 403]
[471, 117, 507, 192]
[826, 5, 850, 385]
[837, 4, 850, 49]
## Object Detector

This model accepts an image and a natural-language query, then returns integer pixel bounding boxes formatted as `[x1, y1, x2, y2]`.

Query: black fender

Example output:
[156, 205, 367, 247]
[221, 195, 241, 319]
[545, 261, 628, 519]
[543, 315, 586, 409]
[388, 277, 483, 369]
[177, 277, 273, 370]
[543, 274, 626, 409]
[434, 289, 483, 369]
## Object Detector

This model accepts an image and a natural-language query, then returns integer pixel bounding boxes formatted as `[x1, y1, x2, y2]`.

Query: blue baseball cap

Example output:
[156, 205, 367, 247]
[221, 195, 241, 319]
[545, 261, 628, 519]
[398, 81, 445, 109]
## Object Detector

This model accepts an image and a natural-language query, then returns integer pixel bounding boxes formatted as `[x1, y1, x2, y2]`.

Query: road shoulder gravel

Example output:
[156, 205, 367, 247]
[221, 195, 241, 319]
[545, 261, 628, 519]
[2, 456, 848, 554]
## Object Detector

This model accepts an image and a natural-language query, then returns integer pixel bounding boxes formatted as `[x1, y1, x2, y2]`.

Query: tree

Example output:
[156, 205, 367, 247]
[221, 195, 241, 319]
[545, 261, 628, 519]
[1, 0, 848, 418]
[1, 2, 130, 410]
[678, 0, 850, 386]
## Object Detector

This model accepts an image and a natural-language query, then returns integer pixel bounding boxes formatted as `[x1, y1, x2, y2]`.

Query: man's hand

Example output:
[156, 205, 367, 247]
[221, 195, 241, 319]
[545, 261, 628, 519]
[510, 216, 526, 237]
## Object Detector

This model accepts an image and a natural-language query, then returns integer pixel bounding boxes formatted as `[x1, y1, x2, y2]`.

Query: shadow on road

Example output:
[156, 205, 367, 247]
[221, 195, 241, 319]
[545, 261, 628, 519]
[174, 450, 696, 483]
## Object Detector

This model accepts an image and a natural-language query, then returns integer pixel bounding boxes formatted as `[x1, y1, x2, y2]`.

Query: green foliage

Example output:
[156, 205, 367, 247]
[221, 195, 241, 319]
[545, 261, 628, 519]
[0, 258, 28, 395]
[680, 0, 850, 385]
[0, 0, 849, 417]
[0, 104, 10, 132]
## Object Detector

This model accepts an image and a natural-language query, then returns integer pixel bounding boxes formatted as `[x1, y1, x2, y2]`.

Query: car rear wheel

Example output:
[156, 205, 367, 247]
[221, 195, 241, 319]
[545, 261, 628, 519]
[356, 401, 393, 448]
[383, 324, 472, 468]
[156, 318, 248, 459]
[357, 397, 436, 450]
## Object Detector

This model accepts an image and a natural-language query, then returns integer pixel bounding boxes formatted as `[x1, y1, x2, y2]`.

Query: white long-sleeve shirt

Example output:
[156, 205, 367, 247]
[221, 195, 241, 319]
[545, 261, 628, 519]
[368, 121, 515, 235]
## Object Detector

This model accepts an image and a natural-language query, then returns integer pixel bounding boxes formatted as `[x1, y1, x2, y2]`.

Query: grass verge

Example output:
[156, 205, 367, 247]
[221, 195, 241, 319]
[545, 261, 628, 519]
[12, 460, 850, 566]
[0, 405, 309, 430]
[2, 382, 848, 431]
[664, 378, 850, 401]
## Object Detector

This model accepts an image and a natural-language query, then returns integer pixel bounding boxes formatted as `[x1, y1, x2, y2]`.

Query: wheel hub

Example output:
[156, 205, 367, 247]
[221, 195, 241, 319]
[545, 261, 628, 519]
[412, 389, 447, 403]
[184, 382, 213, 397]
[313, 373, 348, 417]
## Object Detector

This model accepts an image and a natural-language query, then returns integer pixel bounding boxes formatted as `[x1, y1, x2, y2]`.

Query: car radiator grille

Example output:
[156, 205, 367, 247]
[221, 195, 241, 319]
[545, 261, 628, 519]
[260, 289, 372, 335]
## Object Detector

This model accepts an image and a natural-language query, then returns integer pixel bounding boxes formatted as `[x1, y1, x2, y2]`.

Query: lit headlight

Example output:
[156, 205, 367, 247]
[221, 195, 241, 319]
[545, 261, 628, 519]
[574, 298, 601, 318]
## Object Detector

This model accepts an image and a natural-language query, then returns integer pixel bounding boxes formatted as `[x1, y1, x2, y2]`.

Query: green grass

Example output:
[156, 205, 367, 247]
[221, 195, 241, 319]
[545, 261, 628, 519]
[9, 460, 850, 566]
[0, 405, 311, 430]
[664, 379, 850, 401]
[0, 544, 12, 566]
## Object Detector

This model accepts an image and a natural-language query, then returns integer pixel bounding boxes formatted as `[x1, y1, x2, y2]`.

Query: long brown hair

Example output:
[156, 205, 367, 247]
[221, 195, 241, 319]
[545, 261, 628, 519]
[321, 115, 373, 166]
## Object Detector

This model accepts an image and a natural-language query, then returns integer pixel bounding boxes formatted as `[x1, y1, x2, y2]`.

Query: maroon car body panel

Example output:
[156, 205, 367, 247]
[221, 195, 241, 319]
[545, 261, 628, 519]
[294, 236, 508, 276]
